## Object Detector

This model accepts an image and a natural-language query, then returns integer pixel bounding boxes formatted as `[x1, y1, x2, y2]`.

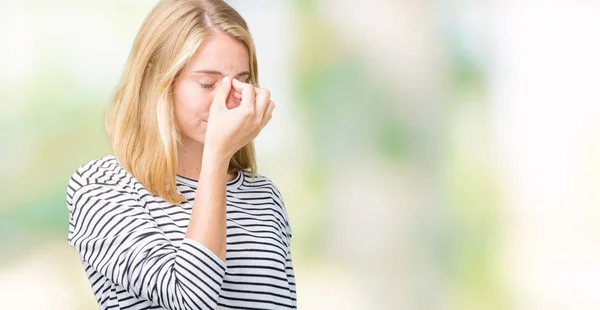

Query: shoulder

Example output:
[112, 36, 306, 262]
[66, 155, 138, 208]
[241, 171, 285, 201]
[66, 155, 125, 188]
[241, 171, 292, 236]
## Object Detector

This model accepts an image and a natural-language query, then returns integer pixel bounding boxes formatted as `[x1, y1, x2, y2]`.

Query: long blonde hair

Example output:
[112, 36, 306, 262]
[106, 0, 258, 204]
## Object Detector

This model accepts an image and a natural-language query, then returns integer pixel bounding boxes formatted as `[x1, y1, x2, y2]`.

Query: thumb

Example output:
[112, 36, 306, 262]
[212, 76, 232, 109]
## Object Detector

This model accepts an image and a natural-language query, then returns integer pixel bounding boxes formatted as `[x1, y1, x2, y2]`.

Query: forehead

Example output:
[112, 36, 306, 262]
[188, 32, 249, 72]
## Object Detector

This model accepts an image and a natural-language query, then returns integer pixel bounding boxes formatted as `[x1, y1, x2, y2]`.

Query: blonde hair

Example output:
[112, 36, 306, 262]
[106, 0, 258, 204]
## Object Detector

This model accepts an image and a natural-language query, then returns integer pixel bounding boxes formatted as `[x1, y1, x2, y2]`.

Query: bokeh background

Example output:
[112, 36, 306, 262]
[1, 0, 600, 309]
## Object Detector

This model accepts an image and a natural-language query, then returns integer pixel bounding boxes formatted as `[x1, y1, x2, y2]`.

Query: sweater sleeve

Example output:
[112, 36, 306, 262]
[271, 182, 297, 308]
[67, 181, 226, 310]
[285, 243, 297, 308]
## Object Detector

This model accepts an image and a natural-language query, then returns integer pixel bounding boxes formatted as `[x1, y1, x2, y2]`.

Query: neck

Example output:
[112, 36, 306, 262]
[177, 140, 203, 180]
[177, 140, 234, 182]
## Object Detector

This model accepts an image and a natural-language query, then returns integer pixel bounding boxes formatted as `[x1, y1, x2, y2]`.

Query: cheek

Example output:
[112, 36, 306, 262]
[173, 82, 213, 127]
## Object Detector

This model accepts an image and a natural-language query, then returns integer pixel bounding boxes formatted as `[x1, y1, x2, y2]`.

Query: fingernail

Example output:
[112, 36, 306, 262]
[223, 76, 230, 82]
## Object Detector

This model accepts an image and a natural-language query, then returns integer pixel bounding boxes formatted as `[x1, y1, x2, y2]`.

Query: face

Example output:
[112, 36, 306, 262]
[173, 32, 250, 148]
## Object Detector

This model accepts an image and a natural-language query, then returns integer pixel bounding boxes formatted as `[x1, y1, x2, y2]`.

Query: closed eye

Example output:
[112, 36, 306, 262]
[235, 77, 252, 84]
[199, 83, 215, 89]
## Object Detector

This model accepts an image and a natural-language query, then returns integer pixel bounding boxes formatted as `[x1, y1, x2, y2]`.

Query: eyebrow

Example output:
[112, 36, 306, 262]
[193, 70, 250, 78]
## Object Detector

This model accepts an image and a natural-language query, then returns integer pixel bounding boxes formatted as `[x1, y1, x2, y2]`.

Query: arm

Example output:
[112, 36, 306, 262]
[68, 181, 226, 310]
[191, 75, 272, 261]
[272, 183, 297, 308]
[186, 154, 230, 262]
[285, 242, 297, 308]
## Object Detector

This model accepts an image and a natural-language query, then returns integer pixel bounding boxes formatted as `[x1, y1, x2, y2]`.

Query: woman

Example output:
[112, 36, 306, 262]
[66, 0, 296, 309]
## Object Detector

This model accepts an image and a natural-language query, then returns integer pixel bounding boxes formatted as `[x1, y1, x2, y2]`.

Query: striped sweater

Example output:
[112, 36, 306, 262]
[66, 155, 296, 309]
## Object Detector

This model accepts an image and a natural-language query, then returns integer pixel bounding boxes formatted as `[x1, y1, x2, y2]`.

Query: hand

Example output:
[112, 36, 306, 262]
[204, 76, 275, 159]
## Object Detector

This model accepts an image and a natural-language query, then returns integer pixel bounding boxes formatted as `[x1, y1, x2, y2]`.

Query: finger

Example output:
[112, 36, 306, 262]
[254, 88, 271, 121]
[226, 88, 243, 109]
[261, 100, 275, 128]
[231, 78, 256, 112]
[213, 76, 232, 110]
[228, 82, 242, 100]
[232, 91, 242, 101]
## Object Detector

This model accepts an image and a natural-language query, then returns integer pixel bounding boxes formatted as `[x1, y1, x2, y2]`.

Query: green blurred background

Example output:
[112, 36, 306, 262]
[1, 1, 600, 309]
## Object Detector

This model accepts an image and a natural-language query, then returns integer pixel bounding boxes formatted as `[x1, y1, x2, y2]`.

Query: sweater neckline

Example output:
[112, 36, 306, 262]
[175, 170, 244, 190]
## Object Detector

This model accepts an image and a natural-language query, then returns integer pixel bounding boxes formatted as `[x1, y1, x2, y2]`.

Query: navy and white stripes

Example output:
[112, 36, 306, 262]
[67, 155, 296, 309]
